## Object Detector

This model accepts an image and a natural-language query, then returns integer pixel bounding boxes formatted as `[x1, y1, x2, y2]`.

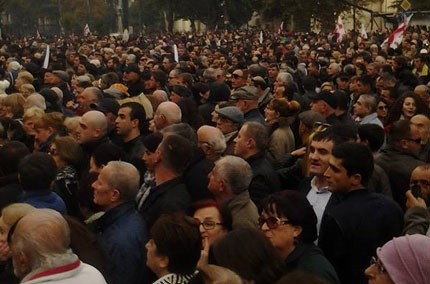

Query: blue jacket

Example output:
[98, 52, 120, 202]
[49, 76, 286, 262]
[95, 201, 150, 284]
[19, 189, 67, 214]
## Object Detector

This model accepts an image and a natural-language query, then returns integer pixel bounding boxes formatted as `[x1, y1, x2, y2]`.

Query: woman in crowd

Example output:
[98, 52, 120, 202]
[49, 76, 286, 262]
[385, 91, 425, 131]
[33, 112, 65, 152]
[365, 234, 430, 284]
[259, 190, 340, 283]
[192, 200, 232, 268]
[49, 135, 84, 220]
[376, 99, 389, 125]
[264, 98, 300, 167]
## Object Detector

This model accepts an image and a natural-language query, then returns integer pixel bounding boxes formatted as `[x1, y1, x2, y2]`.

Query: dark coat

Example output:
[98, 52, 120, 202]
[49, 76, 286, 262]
[183, 147, 214, 202]
[246, 153, 281, 206]
[375, 145, 424, 210]
[94, 202, 149, 284]
[138, 177, 192, 228]
[318, 189, 403, 284]
[284, 243, 340, 284]
[121, 135, 147, 176]
[0, 175, 22, 212]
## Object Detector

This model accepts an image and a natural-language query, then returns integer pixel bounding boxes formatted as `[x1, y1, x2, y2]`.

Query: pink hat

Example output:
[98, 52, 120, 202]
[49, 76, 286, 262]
[377, 234, 430, 284]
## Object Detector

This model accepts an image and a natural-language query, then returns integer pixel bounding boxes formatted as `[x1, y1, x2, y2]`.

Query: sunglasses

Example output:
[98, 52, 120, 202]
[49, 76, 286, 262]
[194, 218, 223, 230]
[258, 216, 290, 230]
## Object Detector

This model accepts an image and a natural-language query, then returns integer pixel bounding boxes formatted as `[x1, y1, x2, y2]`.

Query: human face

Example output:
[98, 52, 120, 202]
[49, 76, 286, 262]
[207, 164, 223, 195]
[152, 110, 166, 132]
[231, 74, 245, 89]
[115, 107, 134, 137]
[410, 167, 430, 200]
[145, 239, 164, 277]
[142, 149, 158, 171]
[23, 117, 37, 136]
[376, 101, 388, 120]
[91, 167, 115, 209]
[324, 155, 353, 193]
[259, 209, 301, 259]
[308, 139, 334, 176]
[34, 127, 54, 147]
[233, 125, 249, 158]
[364, 257, 394, 284]
[310, 100, 325, 114]
[216, 117, 235, 135]
[410, 115, 430, 144]
[264, 103, 279, 123]
[168, 70, 181, 86]
[193, 206, 227, 246]
[355, 81, 370, 95]
[402, 97, 417, 119]
[48, 143, 63, 168]
[169, 91, 182, 104]
[268, 67, 279, 79]
[76, 116, 96, 144]
[353, 96, 369, 118]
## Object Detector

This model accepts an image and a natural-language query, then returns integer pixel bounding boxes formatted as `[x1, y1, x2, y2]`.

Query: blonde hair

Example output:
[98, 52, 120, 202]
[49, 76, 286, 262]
[23, 106, 45, 121]
[2, 93, 25, 118]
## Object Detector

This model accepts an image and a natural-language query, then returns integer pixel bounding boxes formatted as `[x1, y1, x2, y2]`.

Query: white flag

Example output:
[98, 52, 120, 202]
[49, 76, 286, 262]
[43, 45, 50, 69]
[83, 24, 90, 36]
[278, 21, 284, 34]
[259, 31, 263, 44]
[173, 44, 179, 63]
[335, 16, 345, 43]
[360, 23, 367, 39]
[382, 14, 413, 49]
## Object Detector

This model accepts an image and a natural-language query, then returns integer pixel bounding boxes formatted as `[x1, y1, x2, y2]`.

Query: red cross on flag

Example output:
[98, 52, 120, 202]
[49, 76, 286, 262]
[382, 14, 413, 49]
[335, 16, 345, 43]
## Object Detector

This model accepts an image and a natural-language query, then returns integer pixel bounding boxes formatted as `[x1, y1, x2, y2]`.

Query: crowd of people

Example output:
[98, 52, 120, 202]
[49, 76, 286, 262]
[0, 25, 428, 284]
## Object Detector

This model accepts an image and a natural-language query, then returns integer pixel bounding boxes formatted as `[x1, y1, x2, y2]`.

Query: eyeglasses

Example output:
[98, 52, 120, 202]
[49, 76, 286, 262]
[194, 218, 223, 230]
[370, 256, 386, 274]
[377, 106, 388, 110]
[48, 148, 58, 156]
[258, 216, 290, 230]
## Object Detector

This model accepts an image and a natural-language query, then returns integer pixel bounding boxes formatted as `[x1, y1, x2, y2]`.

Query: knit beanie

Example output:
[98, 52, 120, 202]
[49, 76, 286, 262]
[377, 234, 430, 284]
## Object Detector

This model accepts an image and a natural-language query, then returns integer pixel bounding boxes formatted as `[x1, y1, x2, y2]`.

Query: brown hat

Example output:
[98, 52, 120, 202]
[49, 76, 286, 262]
[230, 86, 259, 100]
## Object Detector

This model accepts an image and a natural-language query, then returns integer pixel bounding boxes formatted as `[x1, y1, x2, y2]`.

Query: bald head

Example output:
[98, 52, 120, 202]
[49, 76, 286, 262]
[197, 125, 226, 160]
[77, 110, 107, 144]
[410, 114, 430, 144]
[12, 209, 70, 278]
[152, 101, 182, 131]
[80, 87, 103, 111]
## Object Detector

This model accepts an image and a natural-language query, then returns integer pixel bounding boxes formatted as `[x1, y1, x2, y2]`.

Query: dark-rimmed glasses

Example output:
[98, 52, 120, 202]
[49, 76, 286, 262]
[194, 218, 223, 230]
[258, 216, 290, 230]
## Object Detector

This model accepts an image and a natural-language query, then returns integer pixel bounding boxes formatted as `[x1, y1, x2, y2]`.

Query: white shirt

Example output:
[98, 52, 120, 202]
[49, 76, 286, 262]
[307, 176, 332, 237]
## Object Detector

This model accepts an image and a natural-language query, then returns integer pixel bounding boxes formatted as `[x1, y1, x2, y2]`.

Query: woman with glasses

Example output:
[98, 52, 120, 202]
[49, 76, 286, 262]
[193, 200, 232, 268]
[365, 234, 430, 284]
[259, 191, 340, 284]
[376, 99, 389, 125]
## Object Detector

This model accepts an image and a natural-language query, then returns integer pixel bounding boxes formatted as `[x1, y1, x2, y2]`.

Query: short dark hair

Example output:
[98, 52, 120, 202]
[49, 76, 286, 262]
[0, 141, 29, 175]
[151, 213, 201, 275]
[18, 152, 57, 191]
[243, 122, 268, 153]
[120, 102, 148, 134]
[260, 190, 317, 243]
[159, 134, 193, 175]
[331, 142, 374, 186]
[389, 119, 412, 143]
[358, 124, 385, 152]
